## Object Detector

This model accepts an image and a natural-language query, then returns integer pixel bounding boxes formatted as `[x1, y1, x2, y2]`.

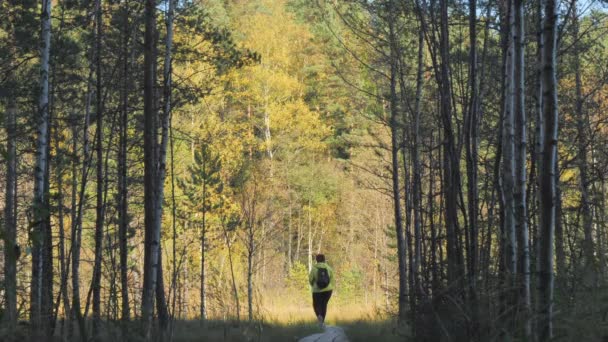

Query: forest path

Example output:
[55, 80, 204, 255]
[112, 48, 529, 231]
[298, 326, 349, 342]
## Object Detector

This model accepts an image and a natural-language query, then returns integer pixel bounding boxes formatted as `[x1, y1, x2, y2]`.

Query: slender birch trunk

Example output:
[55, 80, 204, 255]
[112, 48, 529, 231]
[153, 0, 177, 331]
[31, 0, 52, 337]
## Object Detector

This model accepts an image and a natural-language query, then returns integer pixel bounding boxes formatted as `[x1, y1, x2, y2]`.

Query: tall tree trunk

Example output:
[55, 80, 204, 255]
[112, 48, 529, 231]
[118, 0, 131, 324]
[429, 132, 440, 294]
[31, 0, 53, 338]
[3, 17, 19, 336]
[572, 1, 595, 283]
[71, 68, 93, 342]
[4, 98, 18, 333]
[513, 0, 531, 335]
[501, 0, 518, 318]
[439, 0, 464, 292]
[156, 245, 169, 331]
[153, 0, 177, 332]
[247, 238, 254, 321]
[465, 0, 479, 327]
[141, 0, 159, 337]
[200, 217, 207, 320]
[534, 0, 544, 294]
[43, 97, 54, 341]
[54, 106, 71, 337]
[223, 220, 241, 321]
[92, 0, 105, 337]
[388, 0, 408, 322]
[538, 0, 558, 337]
[412, 26, 425, 307]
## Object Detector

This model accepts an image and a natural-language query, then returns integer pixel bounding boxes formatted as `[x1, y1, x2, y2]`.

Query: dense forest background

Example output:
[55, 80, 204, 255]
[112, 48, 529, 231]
[1, 0, 608, 341]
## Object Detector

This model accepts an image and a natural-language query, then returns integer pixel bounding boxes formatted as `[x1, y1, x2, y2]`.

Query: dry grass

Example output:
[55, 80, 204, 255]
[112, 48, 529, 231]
[1, 296, 404, 341]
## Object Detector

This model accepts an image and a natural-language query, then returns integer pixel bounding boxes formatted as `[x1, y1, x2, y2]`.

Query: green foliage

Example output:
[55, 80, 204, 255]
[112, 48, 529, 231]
[336, 265, 363, 304]
[286, 261, 311, 304]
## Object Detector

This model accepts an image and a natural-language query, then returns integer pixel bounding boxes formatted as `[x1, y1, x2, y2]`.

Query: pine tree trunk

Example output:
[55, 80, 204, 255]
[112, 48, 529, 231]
[141, 0, 159, 336]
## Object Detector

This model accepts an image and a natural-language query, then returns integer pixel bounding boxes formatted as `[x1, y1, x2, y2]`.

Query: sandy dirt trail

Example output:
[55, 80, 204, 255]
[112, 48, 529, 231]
[298, 326, 349, 342]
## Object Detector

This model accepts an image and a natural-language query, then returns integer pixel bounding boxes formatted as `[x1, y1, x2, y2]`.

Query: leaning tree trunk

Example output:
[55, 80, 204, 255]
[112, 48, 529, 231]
[538, 0, 558, 338]
[31, 0, 53, 338]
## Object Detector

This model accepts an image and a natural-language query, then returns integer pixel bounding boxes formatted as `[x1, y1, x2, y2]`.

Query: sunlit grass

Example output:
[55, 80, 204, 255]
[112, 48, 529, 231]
[168, 318, 404, 342]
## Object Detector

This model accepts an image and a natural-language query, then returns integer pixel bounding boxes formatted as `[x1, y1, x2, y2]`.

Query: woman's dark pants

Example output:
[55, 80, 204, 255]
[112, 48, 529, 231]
[312, 290, 333, 320]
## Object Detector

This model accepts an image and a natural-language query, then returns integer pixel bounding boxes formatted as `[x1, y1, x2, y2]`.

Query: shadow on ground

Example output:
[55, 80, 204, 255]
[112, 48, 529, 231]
[2, 319, 408, 341]
[167, 319, 407, 342]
